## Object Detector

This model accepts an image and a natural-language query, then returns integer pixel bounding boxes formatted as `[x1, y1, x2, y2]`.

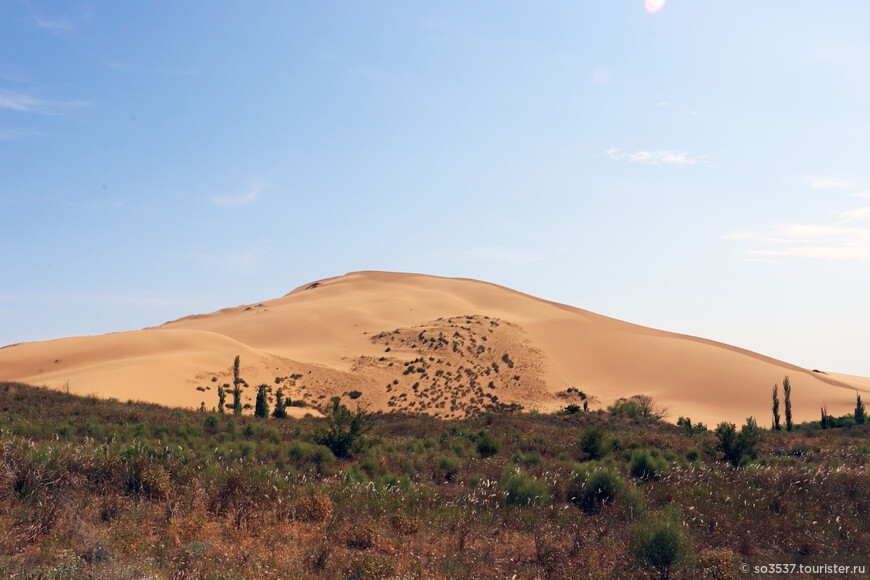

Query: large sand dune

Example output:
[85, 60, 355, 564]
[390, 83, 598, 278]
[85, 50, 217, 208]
[1, 271, 866, 425]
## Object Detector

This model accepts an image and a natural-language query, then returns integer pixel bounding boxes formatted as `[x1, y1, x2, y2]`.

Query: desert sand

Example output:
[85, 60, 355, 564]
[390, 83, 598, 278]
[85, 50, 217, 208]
[1, 271, 867, 426]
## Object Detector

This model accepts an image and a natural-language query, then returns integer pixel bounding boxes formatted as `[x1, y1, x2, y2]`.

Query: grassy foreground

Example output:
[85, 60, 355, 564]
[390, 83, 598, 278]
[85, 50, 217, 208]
[0, 381, 868, 579]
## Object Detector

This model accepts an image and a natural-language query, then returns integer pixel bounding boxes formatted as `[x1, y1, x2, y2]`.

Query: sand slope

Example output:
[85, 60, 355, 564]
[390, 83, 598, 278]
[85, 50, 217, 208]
[1, 271, 867, 425]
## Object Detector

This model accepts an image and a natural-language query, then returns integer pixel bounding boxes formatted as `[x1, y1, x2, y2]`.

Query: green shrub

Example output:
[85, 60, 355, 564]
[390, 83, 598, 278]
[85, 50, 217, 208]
[630, 512, 690, 579]
[439, 455, 461, 481]
[511, 450, 542, 466]
[629, 448, 667, 480]
[685, 447, 699, 462]
[608, 395, 665, 420]
[579, 426, 607, 460]
[568, 463, 625, 512]
[245, 422, 267, 438]
[314, 397, 371, 458]
[287, 441, 336, 475]
[475, 430, 501, 458]
[715, 417, 761, 467]
[499, 467, 550, 506]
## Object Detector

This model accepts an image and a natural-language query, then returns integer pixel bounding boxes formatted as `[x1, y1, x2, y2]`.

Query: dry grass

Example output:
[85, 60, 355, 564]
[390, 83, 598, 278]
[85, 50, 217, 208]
[0, 381, 867, 578]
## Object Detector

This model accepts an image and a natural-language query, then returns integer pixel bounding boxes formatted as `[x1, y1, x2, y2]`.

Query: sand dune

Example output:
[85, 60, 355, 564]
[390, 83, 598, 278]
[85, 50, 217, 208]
[1, 271, 867, 425]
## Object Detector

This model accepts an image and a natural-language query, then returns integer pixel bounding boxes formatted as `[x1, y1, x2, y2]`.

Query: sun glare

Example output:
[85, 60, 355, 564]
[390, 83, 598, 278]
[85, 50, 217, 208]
[645, 0, 666, 14]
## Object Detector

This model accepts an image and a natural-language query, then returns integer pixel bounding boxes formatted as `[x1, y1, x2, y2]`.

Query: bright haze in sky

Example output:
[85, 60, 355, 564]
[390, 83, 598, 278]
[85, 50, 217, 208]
[1, 2, 869, 376]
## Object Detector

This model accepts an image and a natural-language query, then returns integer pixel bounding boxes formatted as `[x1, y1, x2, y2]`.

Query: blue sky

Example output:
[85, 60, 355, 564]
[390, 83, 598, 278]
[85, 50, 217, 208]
[2, 1, 869, 376]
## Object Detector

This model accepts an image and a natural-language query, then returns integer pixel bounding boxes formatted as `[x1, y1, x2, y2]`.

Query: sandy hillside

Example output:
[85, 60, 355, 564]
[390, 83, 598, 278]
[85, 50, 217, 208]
[1, 271, 867, 426]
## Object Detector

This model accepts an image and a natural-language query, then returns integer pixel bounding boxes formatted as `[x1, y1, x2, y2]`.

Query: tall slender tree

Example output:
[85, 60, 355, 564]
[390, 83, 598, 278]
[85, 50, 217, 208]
[233, 385, 242, 416]
[255, 384, 270, 418]
[231, 355, 243, 415]
[218, 385, 226, 414]
[771, 383, 781, 431]
[856, 392, 866, 425]
[783, 376, 793, 432]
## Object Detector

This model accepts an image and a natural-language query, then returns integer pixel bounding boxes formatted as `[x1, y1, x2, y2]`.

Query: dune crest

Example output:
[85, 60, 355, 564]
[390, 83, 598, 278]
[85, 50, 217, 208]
[1, 271, 867, 425]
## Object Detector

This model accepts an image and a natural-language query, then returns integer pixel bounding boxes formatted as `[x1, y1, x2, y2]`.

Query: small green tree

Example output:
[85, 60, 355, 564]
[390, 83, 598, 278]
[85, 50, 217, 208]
[772, 383, 781, 431]
[855, 393, 866, 425]
[783, 376, 793, 432]
[314, 397, 371, 458]
[272, 388, 288, 419]
[740, 417, 761, 460]
[255, 384, 269, 418]
[630, 511, 691, 580]
[677, 417, 707, 437]
[218, 385, 226, 414]
[233, 355, 240, 388]
[820, 404, 829, 429]
[715, 418, 761, 467]
[232, 385, 242, 416]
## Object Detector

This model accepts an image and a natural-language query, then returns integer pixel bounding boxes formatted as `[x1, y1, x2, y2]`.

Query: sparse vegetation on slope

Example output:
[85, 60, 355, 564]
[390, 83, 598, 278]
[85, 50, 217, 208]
[0, 381, 867, 578]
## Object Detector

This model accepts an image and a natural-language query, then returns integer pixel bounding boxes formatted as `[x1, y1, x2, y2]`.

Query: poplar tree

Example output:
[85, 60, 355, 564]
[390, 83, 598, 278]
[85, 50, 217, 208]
[783, 376, 793, 432]
[218, 385, 226, 414]
[771, 383, 781, 431]
[232, 355, 243, 415]
[856, 393, 866, 425]
[233, 385, 242, 415]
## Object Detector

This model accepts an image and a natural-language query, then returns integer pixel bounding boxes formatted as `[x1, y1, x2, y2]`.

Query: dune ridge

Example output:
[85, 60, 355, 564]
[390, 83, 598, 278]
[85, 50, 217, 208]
[1, 271, 867, 426]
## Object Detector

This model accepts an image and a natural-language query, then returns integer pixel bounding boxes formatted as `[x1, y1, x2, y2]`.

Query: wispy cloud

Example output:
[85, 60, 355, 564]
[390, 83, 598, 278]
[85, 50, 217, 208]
[605, 147, 707, 166]
[28, 4, 93, 31]
[0, 89, 89, 115]
[851, 190, 870, 199]
[463, 246, 548, 264]
[36, 17, 74, 30]
[839, 206, 870, 222]
[725, 223, 870, 262]
[810, 177, 854, 189]
[209, 187, 260, 208]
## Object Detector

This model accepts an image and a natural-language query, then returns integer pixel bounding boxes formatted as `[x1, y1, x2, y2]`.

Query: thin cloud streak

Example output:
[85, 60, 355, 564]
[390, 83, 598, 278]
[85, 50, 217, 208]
[839, 206, 870, 222]
[810, 177, 855, 189]
[36, 18, 74, 30]
[209, 188, 260, 208]
[0, 89, 89, 115]
[725, 223, 870, 262]
[605, 147, 707, 166]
